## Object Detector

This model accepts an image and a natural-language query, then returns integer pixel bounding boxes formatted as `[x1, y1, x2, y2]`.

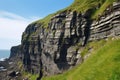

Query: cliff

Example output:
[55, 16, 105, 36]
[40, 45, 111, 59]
[10, 0, 120, 80]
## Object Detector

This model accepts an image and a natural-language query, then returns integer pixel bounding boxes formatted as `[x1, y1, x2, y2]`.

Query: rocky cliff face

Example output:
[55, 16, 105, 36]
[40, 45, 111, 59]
[10, 1, 120, 79]
[10, 45, 22, 59]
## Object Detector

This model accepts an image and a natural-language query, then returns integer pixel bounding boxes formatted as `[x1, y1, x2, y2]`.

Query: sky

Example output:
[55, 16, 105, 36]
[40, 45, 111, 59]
[0, 0, 73, 50]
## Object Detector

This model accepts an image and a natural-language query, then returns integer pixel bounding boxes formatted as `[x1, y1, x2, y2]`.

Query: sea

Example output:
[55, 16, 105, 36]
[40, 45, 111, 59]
[0, 50, 10, 61]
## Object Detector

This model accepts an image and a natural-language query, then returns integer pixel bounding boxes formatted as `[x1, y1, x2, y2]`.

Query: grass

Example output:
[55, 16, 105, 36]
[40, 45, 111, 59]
[92, 0, 116, 19]
[68, 0, 99, 12]
[81, 39, 106, 57]
[22, 71, 39, 80]
[68, 0, 116, 19]
[42, 38, 120, 80]
[30, 13, 54, 29]
[35, 14, 54, 28]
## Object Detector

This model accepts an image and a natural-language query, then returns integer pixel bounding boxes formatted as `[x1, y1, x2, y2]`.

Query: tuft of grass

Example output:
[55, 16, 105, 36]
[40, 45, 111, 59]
[42, 39, 120, 80]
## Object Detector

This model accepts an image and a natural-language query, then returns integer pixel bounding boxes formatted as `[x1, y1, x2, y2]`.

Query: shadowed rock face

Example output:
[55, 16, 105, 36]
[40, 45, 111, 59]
[10, 1, 120, 78]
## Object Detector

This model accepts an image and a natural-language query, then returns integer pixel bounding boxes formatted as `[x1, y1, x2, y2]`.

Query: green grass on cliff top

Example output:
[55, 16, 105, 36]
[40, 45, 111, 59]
[69, 0, 116, 19]
[32, 0, 116, 27]
[42, 38, 120, 80]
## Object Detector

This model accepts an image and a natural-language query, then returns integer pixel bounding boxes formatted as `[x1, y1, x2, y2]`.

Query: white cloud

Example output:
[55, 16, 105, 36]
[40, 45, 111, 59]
[0, 11, 41, 49]
[0, 11, 29, 21]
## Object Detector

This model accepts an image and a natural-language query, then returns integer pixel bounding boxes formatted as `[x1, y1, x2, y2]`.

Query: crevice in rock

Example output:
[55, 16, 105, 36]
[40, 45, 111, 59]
[83, 19, 92, 46]
[83, 9, 93, 46]
[56, 23, 70, 70]
[22, 34, 31, 72]
[37, 35, 43, 80]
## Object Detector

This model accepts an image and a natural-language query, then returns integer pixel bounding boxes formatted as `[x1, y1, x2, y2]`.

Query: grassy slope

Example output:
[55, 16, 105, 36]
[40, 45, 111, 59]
[42, 38, 120, 80]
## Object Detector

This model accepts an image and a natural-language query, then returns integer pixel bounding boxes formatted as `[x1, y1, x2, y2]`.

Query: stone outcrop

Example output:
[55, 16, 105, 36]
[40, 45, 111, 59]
[90, 2, 120, 40]
[10, 1, 120, 79]
[10, 45, 22, 59]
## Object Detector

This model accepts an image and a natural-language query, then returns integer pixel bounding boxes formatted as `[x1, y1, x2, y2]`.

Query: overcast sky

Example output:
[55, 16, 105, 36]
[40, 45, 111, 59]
[0, 0, 73, 50]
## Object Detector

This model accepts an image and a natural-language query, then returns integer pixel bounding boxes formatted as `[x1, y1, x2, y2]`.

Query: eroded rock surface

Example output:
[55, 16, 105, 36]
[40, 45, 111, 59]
[10, 2, 120, 79]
